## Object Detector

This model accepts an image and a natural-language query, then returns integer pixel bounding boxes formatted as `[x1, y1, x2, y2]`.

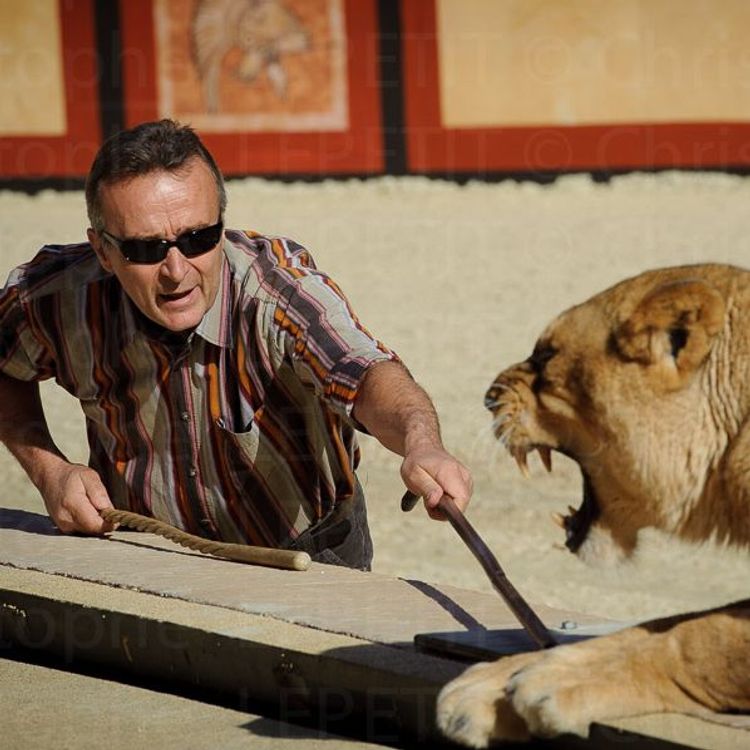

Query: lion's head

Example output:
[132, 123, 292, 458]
[488, 264, 750, 564]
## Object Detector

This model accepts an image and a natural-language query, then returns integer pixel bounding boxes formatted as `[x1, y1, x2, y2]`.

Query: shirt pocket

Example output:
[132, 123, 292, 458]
[214, 417, 260, 463]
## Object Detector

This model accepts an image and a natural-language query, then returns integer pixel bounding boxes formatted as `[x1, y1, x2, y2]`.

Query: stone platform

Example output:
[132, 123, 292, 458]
[0, 508, 747, 749]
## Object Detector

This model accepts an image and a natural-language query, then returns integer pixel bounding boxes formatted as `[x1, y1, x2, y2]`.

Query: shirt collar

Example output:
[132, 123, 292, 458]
[194, 251, 233, 348]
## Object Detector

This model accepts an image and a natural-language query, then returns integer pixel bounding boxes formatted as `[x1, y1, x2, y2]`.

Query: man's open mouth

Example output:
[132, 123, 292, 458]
[159, 289, 193, 303]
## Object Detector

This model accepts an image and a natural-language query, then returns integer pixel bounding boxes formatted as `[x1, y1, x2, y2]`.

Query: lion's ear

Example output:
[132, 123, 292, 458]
[613, 279, 725, 387]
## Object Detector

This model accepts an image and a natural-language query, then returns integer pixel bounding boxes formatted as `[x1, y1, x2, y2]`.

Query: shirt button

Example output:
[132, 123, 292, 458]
[180, 411, 190, 422]
[188, 467, 197, 477]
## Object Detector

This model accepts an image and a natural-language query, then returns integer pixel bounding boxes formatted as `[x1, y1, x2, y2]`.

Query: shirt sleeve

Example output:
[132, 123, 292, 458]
[0, 269, 56, 382]
[274, 265, 400, 418]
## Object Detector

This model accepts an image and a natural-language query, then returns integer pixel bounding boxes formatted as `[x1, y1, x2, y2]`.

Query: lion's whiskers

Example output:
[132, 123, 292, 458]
[464, 415, 512, 478]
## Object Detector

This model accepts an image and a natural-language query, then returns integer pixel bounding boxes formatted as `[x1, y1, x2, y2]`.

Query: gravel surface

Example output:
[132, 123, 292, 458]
[2, 172, 748, 622]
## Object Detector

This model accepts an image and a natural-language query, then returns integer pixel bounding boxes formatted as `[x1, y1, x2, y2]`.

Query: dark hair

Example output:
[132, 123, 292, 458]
[85, 119, 227, 232]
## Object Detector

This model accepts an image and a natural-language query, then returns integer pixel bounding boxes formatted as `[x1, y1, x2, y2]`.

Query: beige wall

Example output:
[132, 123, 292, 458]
[438, 0, 750, 128]
[0, 0, 66, 137]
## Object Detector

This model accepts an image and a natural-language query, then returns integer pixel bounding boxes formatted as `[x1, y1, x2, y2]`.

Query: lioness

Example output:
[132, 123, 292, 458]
[437, 264, 750, 746]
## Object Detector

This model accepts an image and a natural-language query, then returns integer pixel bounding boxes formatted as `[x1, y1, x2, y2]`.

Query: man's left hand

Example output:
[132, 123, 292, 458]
[400, 443, 472, 520]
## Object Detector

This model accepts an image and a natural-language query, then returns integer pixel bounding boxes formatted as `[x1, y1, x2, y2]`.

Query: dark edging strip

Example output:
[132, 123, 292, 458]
[0, 587, 445, 747]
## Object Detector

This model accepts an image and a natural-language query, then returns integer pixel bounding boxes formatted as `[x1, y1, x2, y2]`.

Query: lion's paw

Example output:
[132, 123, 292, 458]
[505, 641, 642, 738]
[506, 656, 592, 738]
[436, 653, 542, 747]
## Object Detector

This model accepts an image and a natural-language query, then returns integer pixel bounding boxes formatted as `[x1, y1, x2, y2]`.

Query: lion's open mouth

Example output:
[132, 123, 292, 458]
[508, 443, 600, 554]
[559, 470, 600, 553]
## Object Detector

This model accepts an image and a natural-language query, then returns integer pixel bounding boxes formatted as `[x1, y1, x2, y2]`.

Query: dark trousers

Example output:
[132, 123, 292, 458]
[287, 480, 373, 571]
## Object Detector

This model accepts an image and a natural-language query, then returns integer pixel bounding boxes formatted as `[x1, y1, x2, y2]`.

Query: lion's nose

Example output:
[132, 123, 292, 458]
[485, 385, 501, 410]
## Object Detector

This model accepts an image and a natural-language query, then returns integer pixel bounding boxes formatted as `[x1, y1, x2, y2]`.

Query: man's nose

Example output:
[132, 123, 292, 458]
[159, 245, 188, 280]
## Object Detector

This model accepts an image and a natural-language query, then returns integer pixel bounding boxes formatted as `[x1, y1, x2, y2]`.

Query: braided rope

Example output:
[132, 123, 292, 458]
[100, 508, 310, 571]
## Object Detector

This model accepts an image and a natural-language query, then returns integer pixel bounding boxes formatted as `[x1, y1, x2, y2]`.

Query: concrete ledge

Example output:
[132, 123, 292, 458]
[1, 510, 748, 748]
[0, 570, 456, 744]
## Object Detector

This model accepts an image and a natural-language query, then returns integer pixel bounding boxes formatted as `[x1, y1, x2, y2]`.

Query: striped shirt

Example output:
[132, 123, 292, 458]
[0, 230, 397, 547]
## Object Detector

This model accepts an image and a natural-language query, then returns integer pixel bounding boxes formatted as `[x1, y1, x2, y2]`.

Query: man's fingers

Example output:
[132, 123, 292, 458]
[401, 448, 473, 521]
[71, 501, 111, 534]
[445, 470, 472, 513]
[79, 469, 116, 531]
[423, 484, 445, 508]
[405, 469, 443, 508]
[425, 498, 448, 521]
[52, 512, 76, 534]
[57, 468, 114, 534]
[80, 471, 113, 511]
[422, 475, 469, 510]
[403, 477, 449, 521]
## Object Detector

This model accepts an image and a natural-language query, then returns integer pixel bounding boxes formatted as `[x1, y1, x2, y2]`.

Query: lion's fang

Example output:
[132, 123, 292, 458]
[513, 448, 530, 478]
[537, 446, 552, 472]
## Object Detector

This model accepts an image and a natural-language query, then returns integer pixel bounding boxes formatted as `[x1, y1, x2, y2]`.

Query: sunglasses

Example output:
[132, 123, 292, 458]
[101, 219, 223, 264]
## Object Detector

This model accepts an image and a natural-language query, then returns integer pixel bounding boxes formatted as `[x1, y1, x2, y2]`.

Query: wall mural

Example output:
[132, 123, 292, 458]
[155, 0, 349, 132]
[6, 0, 750, 179]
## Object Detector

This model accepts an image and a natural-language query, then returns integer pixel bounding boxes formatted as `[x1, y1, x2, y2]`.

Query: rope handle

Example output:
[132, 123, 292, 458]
[99, 508, 310, 572]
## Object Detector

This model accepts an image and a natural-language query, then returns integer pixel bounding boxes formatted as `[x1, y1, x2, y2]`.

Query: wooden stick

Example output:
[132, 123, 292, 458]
[402, 491, 556, 649]
[100, 508, 310, 571]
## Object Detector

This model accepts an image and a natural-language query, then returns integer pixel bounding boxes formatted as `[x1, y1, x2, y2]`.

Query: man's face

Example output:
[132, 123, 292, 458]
[88, 157, 224, 333]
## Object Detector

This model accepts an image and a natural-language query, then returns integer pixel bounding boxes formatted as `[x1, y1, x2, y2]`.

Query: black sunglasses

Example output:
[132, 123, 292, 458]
[101, 219, 223, 264]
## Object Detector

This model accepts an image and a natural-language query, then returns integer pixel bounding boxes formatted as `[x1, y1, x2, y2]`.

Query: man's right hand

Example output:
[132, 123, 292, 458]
[39, 462, 115, 535]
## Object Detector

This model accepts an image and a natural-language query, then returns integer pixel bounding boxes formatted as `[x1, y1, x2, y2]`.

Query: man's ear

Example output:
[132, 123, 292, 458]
[613, 279, 725, 388]
[88, 228, 113, 273]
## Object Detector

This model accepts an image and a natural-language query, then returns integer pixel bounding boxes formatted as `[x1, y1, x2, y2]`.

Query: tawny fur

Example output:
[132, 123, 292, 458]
[438, 264, 750, 747]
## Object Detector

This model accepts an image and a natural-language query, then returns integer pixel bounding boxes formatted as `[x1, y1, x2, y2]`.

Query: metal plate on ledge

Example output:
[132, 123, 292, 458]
[415, 621, 630, 661]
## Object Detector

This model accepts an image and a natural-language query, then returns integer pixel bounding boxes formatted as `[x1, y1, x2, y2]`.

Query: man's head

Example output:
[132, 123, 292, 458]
[86, 120, 227, 333]
[85, 119, 226, 234]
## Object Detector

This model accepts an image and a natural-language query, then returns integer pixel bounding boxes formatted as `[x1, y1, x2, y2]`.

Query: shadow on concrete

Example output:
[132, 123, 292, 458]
[240, 715, 421, 747]
[0, 508, 58, 535]
[403, 579, 487, 632]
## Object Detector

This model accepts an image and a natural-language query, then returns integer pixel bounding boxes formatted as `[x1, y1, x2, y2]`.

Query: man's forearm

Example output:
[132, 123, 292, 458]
[0, 373, 69, 492]
[353, 360, 472, 515]
[0, 374, 112, 534]
[353, 361, 442, 455]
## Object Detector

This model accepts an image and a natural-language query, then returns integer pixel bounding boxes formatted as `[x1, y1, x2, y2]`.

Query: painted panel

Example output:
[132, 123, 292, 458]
[0, 0, 66, 136]
[0, 0, 100, 178]
[402, 0, 750, 172]
[437, 0, 750, 128]
[121, 0, 381, 175]
[154, 0, 348, 133]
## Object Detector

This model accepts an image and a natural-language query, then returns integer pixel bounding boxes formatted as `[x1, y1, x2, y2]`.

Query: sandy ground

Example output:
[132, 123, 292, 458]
[1, 172, 748, 625]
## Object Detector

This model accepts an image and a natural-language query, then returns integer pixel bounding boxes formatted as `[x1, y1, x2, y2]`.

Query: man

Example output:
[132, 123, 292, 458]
[0, 120, 471, 569]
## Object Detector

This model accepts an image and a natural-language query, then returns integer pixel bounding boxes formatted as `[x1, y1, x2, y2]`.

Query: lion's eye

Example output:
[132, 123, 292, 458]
[529, 344, 558, 395]
[669, 328, 688, 358]
[528, 344, 557, 375]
